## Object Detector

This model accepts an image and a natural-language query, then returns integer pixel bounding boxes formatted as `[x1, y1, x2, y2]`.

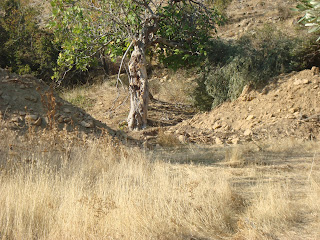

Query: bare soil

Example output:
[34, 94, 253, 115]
[168, 68, 320, 145]
[0, 68, 114, 137]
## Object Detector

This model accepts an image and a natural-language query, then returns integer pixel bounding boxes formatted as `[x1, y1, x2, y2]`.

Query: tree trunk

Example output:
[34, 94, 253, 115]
[127, 40, 149, 130]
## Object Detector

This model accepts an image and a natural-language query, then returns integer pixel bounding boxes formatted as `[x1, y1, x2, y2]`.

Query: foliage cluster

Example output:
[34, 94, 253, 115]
[296, 0, 320, 40]
[194, 25, 320, 110]
[49, 0, 223, 81]
[0, 0, 58, 81]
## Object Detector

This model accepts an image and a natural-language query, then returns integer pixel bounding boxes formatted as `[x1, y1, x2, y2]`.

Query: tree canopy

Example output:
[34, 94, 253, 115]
[50, 0, 223, 79]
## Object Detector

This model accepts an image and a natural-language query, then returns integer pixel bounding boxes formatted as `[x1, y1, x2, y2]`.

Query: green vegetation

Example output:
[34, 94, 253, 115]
[49, 0, 223, 78]
[194, 25, 320, 110]
[50, 0, 223, 130]
[297, 0, 320, 40]
[1, 0, 320, 113]
[0, 0, 58, 81]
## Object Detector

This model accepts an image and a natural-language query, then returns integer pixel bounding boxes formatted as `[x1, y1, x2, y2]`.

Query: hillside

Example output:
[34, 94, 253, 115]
[168, 68, 320, 145]
[0, 68, 115, 137]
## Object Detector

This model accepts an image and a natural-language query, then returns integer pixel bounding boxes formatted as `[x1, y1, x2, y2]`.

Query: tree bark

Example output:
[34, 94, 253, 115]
[127, 40, 149, 130]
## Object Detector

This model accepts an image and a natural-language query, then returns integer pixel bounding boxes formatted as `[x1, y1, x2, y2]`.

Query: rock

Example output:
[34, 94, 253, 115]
[164, 130, 173, 135]
[231, 138, 240, 144]
[25, 95, 38, 103]
[246, 115, 255, 120]
[302, 79, 310, 84]
[178, 135, 187, 143]
[294, 79, 310, 85]
[58, 116, 65, 123]
[294, 112, 300, 118]
[25, 114, 39, 121]
[63, 117, 72, 123]
[261, 88, 268, 95]
[81, 120, 94, 128]
[19, 111, 26, 116]
[25, 114, 42, 126]
[244, 129, 253, 136]
[311, 66, 319, 75]
[63, 108, 72, 113]
[239, 84, 254, 101]
[33, 117, 42, 126]
[289, 107, 299, 113]
[294, 79, 302, 85]
[213, 122, 222, 129]
[224, 124, 231, 131]
[145, 136, 154, 141]
[0, 90, 3, 96]
[215, 137, 223, 145]
[10, 117, 20, 123]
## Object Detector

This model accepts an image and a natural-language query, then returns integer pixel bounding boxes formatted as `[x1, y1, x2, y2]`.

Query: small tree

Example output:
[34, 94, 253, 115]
[50, 0, 222, 130]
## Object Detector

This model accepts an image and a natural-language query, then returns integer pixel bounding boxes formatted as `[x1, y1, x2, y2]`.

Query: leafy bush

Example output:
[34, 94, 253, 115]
[0, 0, 58, 81]
[194, 25, 314, 110]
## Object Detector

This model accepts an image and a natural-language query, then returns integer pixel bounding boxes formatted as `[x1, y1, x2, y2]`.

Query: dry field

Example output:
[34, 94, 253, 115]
[0, 119, 319, 240]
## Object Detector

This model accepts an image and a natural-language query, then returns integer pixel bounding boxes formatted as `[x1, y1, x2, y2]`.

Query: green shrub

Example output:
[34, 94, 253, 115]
[0, 0, 58, 81]
[194, 25, 313, 109]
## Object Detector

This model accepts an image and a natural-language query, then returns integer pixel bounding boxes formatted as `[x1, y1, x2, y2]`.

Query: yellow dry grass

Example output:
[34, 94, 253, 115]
[0, 121, 319, 240]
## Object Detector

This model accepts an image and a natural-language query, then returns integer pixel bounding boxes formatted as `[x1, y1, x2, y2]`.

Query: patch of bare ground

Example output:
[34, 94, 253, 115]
[169, 68, 320, 146]
[0, 68, 115, 137]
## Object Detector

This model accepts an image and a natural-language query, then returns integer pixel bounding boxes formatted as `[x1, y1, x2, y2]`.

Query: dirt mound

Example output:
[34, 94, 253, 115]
[0, 68, 114, 136]
[168, 68, 320, 145]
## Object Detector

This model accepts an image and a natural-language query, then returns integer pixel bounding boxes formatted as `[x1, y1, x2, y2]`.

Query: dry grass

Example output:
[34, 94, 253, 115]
[149, 69, 197, 105]
[0, 121, 320, 239]
[157, 128, 181, 147]
[60, 85, 97, 112]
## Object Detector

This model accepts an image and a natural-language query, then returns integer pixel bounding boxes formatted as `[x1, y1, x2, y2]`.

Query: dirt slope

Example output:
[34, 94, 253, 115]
[168, 68, 320, 145]
[0, 68, 114, 137]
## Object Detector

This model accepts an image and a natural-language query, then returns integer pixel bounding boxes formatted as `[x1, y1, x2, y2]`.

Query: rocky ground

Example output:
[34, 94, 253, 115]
[167, 68, 320, 145]
[0, 68, 115, 137]
[1, 66, 320, 148]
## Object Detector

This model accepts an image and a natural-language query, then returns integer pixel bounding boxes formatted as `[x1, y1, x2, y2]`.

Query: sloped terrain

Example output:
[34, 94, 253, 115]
[168, 68, 320, 145]
[0, 68, 114, 137]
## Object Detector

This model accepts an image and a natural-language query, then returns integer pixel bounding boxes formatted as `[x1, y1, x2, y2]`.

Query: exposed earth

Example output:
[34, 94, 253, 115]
[0, 68, 115, 137]
[1, 66, 320, 148]
[0, 0, 319, 148]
